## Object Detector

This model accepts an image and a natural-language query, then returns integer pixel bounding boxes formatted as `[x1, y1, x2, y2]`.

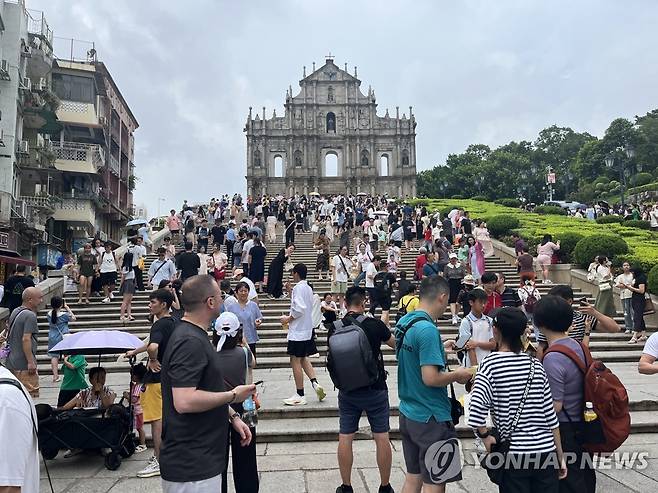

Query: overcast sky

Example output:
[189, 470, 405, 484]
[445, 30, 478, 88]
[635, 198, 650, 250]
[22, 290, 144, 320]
[30, 0, 658, 216]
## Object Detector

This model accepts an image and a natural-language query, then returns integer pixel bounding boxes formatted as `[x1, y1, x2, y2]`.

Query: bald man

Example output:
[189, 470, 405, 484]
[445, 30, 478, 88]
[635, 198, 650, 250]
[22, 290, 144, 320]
[5, 286, 43, 397]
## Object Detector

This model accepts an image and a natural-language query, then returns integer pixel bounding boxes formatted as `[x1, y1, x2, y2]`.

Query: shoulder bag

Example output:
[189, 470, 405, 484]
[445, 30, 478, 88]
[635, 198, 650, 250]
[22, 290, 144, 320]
[480, 356, 535, 485]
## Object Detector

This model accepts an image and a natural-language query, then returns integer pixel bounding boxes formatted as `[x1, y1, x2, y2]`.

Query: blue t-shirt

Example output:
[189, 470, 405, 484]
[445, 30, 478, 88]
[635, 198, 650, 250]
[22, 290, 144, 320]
[396, 310, 452, 423]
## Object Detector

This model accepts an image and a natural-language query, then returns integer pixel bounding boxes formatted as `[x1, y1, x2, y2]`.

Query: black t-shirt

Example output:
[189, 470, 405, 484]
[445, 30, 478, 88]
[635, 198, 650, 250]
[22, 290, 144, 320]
[462, 218, 472, 234]
[144, 316, 176, 384]
[176, 252, 200, 280]
[2, 275, 35, 312]
[633, 274, 648, 301]
[160, 321, 228, 482]
[211, 225, 226, 244]
[374, 272, 397, 296]
[338, 312, 392, 391]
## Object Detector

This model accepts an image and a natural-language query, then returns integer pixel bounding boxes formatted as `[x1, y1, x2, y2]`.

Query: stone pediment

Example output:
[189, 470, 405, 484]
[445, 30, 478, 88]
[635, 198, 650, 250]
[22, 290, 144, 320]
[301, 59, 359, 84]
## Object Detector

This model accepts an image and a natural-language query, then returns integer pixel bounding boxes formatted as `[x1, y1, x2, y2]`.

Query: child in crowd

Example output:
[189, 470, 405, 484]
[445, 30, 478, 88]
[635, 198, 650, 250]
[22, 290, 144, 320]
[378, 226, 388, 250]
[456, 288, 496, 368]
[456, 274, 477, 317]
[125, 363, 148, 453]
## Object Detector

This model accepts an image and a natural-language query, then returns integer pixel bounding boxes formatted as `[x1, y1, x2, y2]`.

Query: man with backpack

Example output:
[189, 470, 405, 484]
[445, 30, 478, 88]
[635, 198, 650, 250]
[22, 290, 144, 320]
[328, 286, 395, 493]
[395, 276, 472, 491]
[538, 295, 605, 493]
[370, 262, 397, 327]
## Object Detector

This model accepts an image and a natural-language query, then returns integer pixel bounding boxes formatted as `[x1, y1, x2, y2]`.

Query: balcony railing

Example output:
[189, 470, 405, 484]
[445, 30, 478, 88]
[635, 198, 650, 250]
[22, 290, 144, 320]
[19, 194, 57, 209]
[27, 10, 54, 48]
[54, 141, 105, 171]
[109, 155, 120, 175]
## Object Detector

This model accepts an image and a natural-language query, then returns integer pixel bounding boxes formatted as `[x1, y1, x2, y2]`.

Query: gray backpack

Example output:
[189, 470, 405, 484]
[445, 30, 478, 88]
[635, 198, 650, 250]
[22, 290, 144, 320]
[327, 315, 379, 392]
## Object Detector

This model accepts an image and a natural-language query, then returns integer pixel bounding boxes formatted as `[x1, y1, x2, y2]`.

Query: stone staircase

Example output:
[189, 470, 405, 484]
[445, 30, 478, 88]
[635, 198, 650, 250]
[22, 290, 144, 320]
[34, 230, 658, 442]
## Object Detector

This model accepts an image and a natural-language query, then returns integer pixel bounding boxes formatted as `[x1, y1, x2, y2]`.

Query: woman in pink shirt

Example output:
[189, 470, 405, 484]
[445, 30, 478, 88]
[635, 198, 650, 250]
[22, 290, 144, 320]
[165, 210, 181, 241]
[536, 234, 560, 284]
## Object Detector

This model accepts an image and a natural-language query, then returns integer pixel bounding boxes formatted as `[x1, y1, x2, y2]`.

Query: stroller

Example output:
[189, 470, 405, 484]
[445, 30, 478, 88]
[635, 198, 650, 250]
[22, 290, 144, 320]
[39, 330, 144, 470]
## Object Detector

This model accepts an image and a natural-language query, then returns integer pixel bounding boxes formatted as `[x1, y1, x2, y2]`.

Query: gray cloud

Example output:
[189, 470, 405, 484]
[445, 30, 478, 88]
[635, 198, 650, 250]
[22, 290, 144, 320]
[29, 0, 658, 215]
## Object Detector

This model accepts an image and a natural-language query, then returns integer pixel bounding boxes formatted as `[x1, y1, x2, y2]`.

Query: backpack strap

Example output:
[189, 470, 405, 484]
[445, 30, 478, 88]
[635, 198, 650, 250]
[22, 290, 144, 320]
[395, 314, 429, 357]
[543, 341, 590, 373]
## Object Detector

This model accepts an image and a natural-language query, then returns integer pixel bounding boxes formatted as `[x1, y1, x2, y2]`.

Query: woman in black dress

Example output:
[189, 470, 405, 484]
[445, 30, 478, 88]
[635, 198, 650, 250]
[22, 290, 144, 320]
[267, 244, 295, 299]
[248, 238, 267, 293]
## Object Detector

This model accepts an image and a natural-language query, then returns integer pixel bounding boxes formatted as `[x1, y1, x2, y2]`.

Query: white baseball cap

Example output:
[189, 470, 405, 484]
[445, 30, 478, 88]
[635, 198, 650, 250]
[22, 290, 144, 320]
[215, 312, 240, 332]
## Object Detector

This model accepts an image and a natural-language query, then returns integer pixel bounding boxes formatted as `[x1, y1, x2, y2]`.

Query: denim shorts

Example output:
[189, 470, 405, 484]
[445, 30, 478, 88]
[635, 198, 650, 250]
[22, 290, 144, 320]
[338, 388, 390, 434]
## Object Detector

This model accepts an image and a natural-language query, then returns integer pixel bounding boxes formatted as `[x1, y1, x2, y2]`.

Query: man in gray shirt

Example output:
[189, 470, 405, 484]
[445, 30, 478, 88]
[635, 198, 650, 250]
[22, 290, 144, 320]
[6, 286, 42, 397]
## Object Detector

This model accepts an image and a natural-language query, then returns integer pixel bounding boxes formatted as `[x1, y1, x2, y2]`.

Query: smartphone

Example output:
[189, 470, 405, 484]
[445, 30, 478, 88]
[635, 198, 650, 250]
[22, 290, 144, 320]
[253, 380, 264, 386]
[579, 298, 589, 306]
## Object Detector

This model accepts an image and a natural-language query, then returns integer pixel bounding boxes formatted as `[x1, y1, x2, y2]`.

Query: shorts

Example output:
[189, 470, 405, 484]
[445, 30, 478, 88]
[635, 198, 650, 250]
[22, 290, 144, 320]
[520, 271, 536, 283]
[135, 412, 144, 430]
[287, 338, 318, 357]
[119, 278, 136, 296]
[376, 293, 392, 311]
[448, 278, 462, 304]
[142, 383, 163, 423]
[332, 280, 348, 294]
[399, 414, 462, 485]
[11, 369, 39, 398]
[537, 255, 552, 267]
[338, 388, 390, 434]
[162, 474, 222, 493]
[100, 271, 117, 287]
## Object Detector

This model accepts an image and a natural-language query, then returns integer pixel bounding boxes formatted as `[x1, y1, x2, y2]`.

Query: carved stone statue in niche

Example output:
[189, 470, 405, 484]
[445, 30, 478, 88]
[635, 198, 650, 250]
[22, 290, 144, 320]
[402, 149, 410, 166]
[327, 86, 335, 103]
[360, 149, 369, 167]
[294, 150, 303, 167]
[253, 149, 262, 167]
[317, 111, 324, 127]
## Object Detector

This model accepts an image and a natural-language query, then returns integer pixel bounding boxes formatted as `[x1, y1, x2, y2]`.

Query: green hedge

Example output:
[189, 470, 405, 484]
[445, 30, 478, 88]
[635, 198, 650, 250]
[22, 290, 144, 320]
[573, 235, 629, 268]
[533, 205, 567, 216]
[486, 215, 520, 237]
[595, 215, 624, 224]
[649, 264, 658, 295]
[623, 219, 651, 230]
[471, 195, 489, 201]
[407, 199, 658, 272]
[495, 198, 522, 208]
[451, 194, 465, 199]
[631, 172, 654, 187]
[556, 232, 584, 263]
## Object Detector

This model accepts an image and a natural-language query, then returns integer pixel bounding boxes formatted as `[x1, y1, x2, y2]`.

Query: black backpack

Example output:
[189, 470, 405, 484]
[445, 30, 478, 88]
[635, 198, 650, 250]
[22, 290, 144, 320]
[396, 296, 419, 322]
[327, 315, 379, 392]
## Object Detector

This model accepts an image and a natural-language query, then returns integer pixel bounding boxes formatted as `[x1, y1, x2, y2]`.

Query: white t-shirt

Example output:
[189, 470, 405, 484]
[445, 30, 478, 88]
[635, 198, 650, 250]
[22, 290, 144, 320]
[99, 251, 118, 273]
[650, 209, 658, 228]
[333, 255, 353, 283]
[128, 244, 147, 267]
[242, 239, 254, 257]
[642, 332, 658, 359]
[459, 312, 494, 367]
[0, 366, 39, 493]
[615, 273, 634, 299]
[365, 262, 378, 288]
[288, 280, 315, 341]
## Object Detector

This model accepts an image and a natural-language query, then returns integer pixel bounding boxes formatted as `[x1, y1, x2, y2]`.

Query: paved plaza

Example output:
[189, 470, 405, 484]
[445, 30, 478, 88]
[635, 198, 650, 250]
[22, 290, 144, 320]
[34, 362, 658, 492]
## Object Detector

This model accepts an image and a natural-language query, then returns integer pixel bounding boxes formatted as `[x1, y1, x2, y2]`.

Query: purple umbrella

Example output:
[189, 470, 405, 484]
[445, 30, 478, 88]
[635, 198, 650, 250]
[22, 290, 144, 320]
[51, 330, 143, 356]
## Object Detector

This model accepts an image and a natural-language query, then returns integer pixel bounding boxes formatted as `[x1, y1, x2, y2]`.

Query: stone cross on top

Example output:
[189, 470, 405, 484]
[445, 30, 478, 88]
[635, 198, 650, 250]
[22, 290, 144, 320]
[325, 52, 334, 62]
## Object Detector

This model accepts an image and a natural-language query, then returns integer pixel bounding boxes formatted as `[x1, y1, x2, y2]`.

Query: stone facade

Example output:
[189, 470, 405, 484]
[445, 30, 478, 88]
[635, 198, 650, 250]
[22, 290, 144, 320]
[245, 57, 417, 198]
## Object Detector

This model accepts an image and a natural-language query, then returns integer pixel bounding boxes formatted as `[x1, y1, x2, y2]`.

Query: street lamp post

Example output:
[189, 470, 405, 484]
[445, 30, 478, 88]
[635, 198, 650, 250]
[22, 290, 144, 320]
[474, 177, 482, 195]
[605, 145, 635, 207]
[157, 197, 165, 229]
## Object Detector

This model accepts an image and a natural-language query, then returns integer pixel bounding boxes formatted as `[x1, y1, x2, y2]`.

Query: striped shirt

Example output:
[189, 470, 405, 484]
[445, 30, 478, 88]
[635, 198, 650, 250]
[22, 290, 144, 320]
[468, 352, 559, 454]
[537, 311, 597, 344]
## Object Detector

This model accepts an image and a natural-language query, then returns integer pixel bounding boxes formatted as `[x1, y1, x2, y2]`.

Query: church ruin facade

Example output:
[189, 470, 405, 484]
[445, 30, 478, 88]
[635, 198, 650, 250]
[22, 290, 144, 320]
[244, 56, 417, 198]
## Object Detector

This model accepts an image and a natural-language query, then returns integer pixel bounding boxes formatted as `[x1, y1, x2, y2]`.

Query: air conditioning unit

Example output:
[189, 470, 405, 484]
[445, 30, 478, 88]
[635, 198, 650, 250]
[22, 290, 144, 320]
[22, 77, 31, 91]
[36, 134, 45, 148]
[38, 77, 47, 91]
[19, 140, 29, 154]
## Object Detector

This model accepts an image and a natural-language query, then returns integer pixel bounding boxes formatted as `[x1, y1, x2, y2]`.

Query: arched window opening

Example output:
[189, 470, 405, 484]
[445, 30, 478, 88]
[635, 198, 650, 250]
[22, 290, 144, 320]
[325, 153, 338, 177]
[380, 154, 389, 176]
[274, 156, 283, 177]
[360, 149, 369, 167]
[326, 112, 336, 133]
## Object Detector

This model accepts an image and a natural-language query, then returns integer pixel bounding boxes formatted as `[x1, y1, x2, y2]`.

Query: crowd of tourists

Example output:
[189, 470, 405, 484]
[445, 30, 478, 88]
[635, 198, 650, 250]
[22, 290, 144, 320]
[0, 191, 656, 493]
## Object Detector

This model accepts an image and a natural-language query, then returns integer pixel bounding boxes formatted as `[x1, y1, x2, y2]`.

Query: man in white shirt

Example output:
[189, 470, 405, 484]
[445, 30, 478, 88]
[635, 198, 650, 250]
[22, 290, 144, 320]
[148, 248, 177, 289]
[241, 232, 255, 277]
[128, 237, 147, 291]
[280, 264, 326, 406]
[0, 365, 39, 493]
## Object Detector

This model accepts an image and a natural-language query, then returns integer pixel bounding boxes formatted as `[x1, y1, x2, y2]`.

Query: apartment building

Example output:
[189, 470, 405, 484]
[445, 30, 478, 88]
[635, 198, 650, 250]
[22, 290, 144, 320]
[0, 0, 138, 279]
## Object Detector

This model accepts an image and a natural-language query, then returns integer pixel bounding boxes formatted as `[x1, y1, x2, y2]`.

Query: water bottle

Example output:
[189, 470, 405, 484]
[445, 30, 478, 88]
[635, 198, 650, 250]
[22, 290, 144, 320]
[583, 401, 597, 423]
[242, 396, 258, 427]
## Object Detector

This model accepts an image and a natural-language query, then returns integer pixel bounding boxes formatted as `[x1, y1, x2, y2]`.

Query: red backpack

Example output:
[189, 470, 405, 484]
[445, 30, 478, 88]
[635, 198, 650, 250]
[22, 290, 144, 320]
[543, 340, 630, 453]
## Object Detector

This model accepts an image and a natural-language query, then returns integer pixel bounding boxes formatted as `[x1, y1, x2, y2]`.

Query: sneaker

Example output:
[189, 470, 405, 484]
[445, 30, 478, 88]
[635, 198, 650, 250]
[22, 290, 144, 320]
[313, 382, 326, 402]
[137, 456, 160, 478]
[134, 444, 148, 453]
[283, 394, 307, 406]
[109, 292, 115, 300]
[102, 297, 110, 304]
[451, 316, 458, 325]
[63, 448, 82, 458]
[309, 352, 320, 358]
